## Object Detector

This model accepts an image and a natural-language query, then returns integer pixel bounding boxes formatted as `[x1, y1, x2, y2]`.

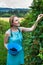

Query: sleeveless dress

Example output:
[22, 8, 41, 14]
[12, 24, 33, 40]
[6, 29, 24, 65]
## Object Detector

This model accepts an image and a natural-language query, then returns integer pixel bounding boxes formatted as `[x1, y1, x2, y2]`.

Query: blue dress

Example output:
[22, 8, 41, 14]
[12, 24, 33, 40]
[6, 29, 24, 65]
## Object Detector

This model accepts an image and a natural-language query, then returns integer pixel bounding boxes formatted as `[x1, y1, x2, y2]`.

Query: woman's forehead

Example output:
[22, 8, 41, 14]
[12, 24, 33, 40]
[14, 17, 19, 20]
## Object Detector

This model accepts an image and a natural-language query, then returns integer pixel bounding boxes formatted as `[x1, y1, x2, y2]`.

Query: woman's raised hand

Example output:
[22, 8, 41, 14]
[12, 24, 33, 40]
[36, 14, 43, 22]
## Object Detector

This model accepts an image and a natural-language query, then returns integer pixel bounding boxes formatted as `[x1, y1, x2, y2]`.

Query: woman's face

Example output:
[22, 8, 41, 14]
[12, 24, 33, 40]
[13, 17, 20, 27]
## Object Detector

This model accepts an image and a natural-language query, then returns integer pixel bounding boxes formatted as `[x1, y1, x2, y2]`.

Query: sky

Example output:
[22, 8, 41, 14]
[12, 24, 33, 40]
[0, 0, 33, 8]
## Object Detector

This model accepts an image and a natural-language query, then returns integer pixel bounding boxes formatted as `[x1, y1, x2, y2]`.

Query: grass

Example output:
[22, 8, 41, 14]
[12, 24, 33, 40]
[0, 17, 24, 22]
[0, 34, 7, 65]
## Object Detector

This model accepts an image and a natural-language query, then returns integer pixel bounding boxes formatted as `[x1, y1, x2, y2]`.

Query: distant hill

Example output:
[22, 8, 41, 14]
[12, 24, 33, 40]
[0, 7, 29, 17]
[0, 7, 29, 12]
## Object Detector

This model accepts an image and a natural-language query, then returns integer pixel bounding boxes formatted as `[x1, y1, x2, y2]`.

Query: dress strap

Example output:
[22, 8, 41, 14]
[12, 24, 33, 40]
[10, 27, 21, 37]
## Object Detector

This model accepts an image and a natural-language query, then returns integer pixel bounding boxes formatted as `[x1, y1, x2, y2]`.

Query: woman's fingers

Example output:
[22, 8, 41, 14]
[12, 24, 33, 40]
[37, 14, 43, 21]
[38, 14, 43, 19]
[39, 14, 43, 17]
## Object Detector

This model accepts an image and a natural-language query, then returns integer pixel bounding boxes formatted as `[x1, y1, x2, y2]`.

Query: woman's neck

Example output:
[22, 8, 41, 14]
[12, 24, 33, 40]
[11, 26, 18, 31]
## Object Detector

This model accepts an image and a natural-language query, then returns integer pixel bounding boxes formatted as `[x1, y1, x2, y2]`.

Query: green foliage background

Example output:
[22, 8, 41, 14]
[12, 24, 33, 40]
[0, 0, 43, 65]
[21, 0, 43, 65]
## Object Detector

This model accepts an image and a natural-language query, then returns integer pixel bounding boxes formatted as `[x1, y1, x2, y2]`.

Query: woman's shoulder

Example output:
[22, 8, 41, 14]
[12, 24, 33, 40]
[18, 27, 23, 32]
[5, 29, 10, 34]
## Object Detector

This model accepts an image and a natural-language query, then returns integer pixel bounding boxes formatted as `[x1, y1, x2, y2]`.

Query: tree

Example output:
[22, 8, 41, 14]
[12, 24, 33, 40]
[21, 0, 43, 65]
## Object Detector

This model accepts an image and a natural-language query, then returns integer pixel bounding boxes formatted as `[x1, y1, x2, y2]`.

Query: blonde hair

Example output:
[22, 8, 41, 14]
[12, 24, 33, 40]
[9, 15, 17, 27]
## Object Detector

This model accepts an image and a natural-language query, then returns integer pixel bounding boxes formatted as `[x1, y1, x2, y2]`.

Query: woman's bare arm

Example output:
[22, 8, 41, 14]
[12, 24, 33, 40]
[4, 33, 10, 49]
[21, 20, 38, 32]
[20, 14, 43, 32]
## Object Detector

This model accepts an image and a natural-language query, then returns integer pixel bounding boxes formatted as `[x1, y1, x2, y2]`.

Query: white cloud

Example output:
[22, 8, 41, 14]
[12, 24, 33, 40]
[0, 2, 7, 7]
[0, 0, 33, 8]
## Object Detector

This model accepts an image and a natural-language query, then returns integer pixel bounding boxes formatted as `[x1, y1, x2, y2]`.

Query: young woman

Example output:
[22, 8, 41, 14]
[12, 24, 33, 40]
[4, 14, 43, 65]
